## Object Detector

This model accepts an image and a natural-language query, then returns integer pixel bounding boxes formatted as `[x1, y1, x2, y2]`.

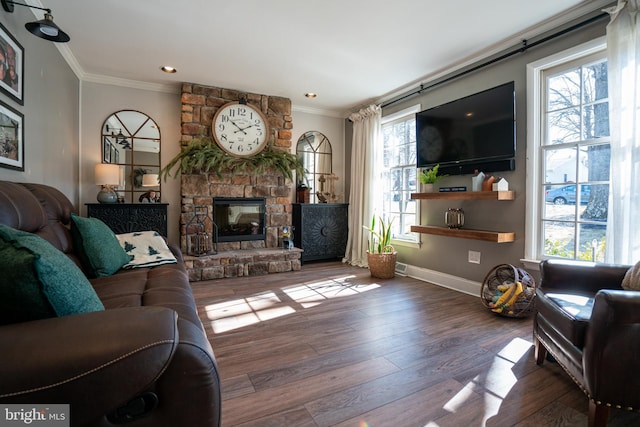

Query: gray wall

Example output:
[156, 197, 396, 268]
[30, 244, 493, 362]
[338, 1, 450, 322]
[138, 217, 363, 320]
[79, 82, 182, 245]
[291, 110, 346, 201]
[372, 15, 608, 282]
[0, 7, 80, 202]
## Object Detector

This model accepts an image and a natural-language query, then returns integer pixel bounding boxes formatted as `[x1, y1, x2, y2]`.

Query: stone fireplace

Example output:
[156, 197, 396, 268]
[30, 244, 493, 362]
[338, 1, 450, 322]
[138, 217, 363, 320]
[179, 83, 301, 281]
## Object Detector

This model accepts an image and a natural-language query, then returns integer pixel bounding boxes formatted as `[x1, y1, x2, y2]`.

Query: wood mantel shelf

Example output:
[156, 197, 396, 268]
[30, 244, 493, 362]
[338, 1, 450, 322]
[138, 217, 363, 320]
[410, 225, 515, 243]
[410, 190, 515, 201]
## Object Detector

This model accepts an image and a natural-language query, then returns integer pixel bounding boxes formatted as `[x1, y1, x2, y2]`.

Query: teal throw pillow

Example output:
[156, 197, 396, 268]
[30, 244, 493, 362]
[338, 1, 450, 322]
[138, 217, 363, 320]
[0, 224, 104, 325]
[70, 213, 132, 278]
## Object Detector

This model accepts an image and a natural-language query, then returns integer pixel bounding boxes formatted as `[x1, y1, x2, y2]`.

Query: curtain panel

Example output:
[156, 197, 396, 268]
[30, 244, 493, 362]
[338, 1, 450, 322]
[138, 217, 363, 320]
[605, 0, 640, 264]
[343, 104, 381, 267]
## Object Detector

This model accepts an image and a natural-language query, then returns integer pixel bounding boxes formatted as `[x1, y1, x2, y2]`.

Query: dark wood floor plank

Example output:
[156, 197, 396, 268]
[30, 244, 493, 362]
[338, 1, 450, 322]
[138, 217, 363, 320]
[191, 261, 640, 426]
[331, 378, 483, 427]
[248, 329, 430, 391]
[234, 406, 318, 427]
[221, 357, 399, 426]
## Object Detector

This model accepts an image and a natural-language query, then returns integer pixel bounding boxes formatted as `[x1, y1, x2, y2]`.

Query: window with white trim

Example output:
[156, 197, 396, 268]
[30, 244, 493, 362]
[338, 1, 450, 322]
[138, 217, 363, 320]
[381, 105, 420, 244]
[526, 39, 609, 263]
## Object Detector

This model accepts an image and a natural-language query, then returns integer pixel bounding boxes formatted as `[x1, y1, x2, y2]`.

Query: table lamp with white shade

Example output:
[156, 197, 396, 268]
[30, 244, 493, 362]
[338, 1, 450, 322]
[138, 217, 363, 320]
[140, 173, 160, 203]
[95, 163, 120, 203]
[142, 173, 160, 188]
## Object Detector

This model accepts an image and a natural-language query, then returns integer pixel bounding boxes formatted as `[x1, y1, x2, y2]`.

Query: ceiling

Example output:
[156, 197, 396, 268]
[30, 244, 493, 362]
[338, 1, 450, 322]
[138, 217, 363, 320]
[31, 0, 611, 117]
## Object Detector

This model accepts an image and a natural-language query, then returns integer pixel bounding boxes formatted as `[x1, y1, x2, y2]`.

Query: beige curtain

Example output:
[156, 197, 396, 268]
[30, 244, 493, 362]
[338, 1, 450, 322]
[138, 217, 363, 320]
[343, 104, 381, 267]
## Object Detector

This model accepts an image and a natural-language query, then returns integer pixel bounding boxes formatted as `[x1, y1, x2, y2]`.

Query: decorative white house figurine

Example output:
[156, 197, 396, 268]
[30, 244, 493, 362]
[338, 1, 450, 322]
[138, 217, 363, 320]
[492, 178, 509, 191]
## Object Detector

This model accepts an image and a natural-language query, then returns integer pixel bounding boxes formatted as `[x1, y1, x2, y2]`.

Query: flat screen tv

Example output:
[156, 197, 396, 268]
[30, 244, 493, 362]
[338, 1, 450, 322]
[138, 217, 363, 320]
[416, 81, 515, 175]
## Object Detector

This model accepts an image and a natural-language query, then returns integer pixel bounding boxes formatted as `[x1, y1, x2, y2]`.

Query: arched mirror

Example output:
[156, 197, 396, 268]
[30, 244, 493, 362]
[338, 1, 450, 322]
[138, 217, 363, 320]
[296, 131, 332, 203]
[101, 110, 161, 203]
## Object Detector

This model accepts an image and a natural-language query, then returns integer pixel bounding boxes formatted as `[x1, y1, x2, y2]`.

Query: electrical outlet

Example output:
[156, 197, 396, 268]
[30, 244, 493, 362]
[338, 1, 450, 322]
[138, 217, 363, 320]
[468, 250, 481, 264]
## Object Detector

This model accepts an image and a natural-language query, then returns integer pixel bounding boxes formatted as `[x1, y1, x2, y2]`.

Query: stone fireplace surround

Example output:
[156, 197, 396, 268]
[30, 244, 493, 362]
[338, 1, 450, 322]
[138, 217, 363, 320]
[180, 83, 301, 281]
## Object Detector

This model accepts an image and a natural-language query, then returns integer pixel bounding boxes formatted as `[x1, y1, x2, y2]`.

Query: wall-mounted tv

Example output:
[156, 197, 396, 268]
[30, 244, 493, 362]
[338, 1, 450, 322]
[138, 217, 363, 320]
[416, 81, 516, 175]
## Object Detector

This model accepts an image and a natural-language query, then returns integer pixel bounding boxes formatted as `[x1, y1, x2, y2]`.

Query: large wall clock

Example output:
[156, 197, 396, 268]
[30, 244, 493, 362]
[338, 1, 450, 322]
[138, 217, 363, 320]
[211, 101, 270, 157]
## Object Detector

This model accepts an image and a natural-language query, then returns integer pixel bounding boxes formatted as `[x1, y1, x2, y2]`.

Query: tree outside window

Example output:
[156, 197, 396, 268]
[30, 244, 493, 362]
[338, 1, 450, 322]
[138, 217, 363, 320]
[381, 113, 418, 243]
[542, 55, 609, 261]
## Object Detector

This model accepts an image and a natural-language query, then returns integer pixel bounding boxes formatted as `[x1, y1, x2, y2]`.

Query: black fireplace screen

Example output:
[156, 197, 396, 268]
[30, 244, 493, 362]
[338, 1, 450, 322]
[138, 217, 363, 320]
[213, 197, 266, 242]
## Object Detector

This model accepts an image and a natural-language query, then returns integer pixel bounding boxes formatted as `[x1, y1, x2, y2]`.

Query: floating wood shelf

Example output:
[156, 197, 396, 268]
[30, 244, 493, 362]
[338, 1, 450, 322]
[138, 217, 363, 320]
[410, 190, 515, 201]
[410, 225, 515, 243]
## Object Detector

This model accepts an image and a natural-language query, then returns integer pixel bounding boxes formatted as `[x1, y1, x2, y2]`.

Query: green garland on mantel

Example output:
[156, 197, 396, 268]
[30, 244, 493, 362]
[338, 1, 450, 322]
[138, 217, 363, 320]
[159, 137, 306, 182]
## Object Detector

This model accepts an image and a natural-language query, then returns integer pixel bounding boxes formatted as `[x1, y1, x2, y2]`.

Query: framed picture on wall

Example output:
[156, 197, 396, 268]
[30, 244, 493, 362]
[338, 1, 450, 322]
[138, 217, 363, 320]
[0, 21, 24, 105]
[103, 137, 111, 162]
[0, 99, 24, 171]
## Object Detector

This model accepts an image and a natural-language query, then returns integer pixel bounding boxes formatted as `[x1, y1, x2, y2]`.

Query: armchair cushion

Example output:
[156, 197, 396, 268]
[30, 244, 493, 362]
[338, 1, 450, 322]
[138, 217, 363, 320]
[70, 213, 131, 278]
[536, 289, 594, 347]
[0, 225, 104, 325]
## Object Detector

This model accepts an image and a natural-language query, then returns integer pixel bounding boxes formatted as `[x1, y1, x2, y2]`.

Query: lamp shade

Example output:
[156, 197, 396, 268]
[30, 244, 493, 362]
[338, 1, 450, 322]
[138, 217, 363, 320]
[25, 13, 70, 42]
[95, 164, 120, 186]
[142, 173, 160, 187]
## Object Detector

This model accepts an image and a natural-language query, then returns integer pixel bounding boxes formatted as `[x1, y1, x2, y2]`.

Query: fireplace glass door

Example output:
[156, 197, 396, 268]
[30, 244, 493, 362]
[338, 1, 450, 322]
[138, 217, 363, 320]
[214, 197, 266, 242]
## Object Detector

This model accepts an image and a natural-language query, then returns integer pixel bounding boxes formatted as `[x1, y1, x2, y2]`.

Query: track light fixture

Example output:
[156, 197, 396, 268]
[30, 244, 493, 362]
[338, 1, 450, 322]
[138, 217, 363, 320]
[1, 0, 70, 43]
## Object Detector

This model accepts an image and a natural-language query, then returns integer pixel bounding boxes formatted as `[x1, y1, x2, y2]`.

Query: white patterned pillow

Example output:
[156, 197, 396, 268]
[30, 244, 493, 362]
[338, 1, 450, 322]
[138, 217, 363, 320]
[116, 231, 177, 269]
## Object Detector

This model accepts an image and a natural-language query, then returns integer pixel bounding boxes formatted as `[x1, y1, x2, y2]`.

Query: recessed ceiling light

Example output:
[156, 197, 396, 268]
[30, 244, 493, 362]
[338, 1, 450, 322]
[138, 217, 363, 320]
[160, 66, 177, 74]
[305, 93, 318, 98]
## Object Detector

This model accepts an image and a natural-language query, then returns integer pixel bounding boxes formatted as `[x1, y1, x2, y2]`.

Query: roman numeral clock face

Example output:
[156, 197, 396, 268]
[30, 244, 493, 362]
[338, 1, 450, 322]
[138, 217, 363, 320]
[212, 102, 270, 157]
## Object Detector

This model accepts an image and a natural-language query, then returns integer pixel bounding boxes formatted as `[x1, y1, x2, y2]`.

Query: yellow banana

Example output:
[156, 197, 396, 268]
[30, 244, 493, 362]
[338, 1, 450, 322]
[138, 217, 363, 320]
[492, 281, 523, 313]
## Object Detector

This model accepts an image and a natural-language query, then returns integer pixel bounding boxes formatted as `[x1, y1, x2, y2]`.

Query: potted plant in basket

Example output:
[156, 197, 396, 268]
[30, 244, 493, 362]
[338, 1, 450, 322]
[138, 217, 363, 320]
[418, 164, 447, 192]
[363, 215, 397, 279]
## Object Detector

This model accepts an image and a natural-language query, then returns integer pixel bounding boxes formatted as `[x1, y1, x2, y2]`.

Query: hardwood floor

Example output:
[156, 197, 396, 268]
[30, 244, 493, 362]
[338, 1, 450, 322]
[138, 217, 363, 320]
[191, 261, 640, 427]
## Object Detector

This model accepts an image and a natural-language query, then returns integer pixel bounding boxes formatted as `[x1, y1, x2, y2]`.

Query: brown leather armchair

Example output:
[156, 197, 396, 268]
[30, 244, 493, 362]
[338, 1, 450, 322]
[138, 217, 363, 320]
[533, 259, 640, 427]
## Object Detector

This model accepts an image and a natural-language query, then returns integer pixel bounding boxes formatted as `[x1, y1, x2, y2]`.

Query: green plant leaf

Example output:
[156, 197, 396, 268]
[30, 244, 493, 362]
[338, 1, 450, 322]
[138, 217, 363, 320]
[159, 137, 306, 182]
[419, 164, 448, 184]
[363, 214, 395, 254]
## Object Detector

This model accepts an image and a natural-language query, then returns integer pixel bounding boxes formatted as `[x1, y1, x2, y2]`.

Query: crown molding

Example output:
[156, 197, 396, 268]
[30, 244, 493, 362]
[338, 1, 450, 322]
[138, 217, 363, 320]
[80, 73, 180, 94]
[21, 0, 179, 94]
[374, 0, 614, 109]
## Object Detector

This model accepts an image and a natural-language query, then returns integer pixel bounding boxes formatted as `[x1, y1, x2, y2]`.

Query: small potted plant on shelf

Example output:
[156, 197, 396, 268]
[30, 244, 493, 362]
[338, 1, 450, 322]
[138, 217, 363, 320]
[418, 164, 447, 192]
[363, 215, 397, 279]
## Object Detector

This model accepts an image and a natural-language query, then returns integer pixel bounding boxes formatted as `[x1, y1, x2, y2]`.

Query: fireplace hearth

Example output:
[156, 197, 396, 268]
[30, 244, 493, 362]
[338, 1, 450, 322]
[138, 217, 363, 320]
[214, 197, 266, 243]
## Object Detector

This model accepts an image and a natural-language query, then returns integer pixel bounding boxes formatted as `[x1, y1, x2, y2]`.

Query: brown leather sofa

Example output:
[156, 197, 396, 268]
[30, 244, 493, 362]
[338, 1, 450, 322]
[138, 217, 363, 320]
[533, 258, 640, 427]
[0, 181, 221, 427]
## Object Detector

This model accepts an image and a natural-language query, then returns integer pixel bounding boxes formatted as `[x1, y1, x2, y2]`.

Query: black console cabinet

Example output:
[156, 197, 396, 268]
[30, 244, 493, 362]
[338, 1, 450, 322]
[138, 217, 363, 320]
[86, 203, 168, 236]
[292, 203, 348, 262]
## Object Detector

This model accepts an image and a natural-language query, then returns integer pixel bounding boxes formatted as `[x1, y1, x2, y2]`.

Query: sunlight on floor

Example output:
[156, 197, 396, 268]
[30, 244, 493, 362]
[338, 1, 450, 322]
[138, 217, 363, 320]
[204, 275, 380, 333]
[434, 337, 533, 426]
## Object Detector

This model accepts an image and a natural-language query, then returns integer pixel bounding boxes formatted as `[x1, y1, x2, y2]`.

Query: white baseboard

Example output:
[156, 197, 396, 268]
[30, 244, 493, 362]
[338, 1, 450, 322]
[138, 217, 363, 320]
[404, 264, 482, 297]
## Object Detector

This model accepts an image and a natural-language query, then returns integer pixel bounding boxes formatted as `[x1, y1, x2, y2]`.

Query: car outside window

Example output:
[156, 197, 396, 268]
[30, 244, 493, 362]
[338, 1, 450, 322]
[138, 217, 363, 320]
[527, 44, 609, 263]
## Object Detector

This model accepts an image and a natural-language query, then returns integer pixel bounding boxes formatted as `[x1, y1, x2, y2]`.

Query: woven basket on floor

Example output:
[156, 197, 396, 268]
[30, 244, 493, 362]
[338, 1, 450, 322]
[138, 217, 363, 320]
[481, 264, 536, 318]
[367, 251, 397, 279]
